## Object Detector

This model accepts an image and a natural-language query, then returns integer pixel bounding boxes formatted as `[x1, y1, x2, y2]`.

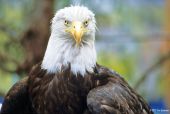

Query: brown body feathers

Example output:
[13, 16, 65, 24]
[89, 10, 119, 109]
[0, 63, 153, 114]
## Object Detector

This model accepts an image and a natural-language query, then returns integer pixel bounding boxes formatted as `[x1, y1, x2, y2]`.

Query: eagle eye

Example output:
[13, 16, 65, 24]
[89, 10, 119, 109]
[83, 20, 89, 27]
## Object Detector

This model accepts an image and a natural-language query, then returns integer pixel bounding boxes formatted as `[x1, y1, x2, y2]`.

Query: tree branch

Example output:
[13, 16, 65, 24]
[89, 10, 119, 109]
[134, 52, 170, 90]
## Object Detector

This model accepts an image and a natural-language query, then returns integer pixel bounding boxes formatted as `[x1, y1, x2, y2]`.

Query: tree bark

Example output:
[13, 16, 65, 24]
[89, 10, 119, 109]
[17, 0, 54, 74]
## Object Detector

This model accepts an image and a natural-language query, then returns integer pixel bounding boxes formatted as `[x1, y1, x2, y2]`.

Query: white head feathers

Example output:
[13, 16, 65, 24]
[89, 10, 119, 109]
[41, 6, 97, 75]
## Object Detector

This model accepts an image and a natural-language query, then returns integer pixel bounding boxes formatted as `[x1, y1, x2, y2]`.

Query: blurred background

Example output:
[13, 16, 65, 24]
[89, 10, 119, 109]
[0, 0, 170, 113]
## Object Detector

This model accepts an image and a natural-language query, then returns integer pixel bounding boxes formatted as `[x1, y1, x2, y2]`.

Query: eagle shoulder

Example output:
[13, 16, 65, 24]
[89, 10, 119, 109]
[87, 64, 153, 114]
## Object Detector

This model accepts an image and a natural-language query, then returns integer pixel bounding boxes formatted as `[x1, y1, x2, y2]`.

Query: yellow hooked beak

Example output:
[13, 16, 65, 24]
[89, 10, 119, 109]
[66, 21, 87, 46]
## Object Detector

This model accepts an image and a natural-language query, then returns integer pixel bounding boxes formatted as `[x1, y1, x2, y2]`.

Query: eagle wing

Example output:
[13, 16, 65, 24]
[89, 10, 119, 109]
[87, 65, 153, 114]
[0, 77, 36, 114]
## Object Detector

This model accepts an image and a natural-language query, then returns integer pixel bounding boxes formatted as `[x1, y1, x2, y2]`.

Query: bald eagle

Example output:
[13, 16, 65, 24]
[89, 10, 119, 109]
[0, 6, 153, 114]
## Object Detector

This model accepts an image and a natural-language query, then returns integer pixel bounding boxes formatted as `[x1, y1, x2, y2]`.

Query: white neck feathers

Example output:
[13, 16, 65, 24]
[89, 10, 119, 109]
[41, 35, 97, 75]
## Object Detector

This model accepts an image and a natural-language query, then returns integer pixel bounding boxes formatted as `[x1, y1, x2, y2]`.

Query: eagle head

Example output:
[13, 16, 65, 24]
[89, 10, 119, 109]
[51, 5, 96, 46]
[42, 6, 97, 75]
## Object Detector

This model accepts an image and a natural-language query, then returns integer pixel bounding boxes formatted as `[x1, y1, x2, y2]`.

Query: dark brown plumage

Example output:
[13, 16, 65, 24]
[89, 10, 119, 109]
[0, 63, 153, 114]
[0, 77, 36, 114]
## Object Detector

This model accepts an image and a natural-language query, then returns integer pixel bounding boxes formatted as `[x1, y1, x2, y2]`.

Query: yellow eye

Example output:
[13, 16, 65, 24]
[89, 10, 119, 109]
[84, 21, 89, 27]
[64, 20, 69, 26]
